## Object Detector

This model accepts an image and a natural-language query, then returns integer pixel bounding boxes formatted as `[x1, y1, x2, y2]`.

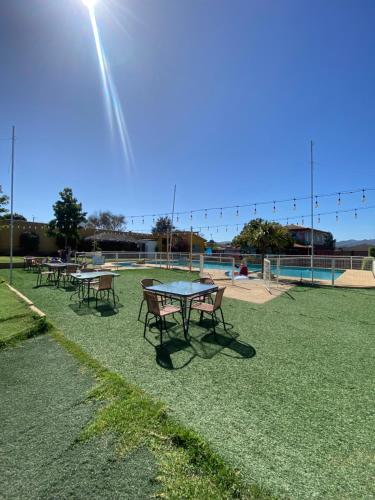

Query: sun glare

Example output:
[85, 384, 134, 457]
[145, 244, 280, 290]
[82, 0, 99, 9]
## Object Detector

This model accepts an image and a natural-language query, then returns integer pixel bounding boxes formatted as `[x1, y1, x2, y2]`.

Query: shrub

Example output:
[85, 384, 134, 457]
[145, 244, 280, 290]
[19, 232, 39, 254]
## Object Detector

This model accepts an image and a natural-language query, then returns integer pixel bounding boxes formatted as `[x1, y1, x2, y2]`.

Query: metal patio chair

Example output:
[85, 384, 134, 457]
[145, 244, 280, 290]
[187, 286, 227, 334]
[35, 264, 55, 287]
[91, 274, 118, 308]
[143, 291, 182, 345]
[138, 278, 164, 321]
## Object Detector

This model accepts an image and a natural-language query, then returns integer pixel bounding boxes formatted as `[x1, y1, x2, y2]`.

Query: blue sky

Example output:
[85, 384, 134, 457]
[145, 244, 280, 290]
[0, 0, 374, 242]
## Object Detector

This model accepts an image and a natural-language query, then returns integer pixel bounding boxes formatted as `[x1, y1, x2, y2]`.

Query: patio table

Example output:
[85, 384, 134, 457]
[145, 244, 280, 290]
[44, 262, 80, 287]
[70, 271, 120, 307]
[145, 281, 218, 338]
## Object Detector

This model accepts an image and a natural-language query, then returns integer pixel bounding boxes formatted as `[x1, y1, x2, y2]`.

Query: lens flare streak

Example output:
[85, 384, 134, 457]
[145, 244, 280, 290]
[88, 7, 134, 171]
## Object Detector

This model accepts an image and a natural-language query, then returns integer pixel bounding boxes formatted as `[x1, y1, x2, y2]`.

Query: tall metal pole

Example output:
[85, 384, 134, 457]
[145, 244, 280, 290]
[310, 140, 314, 282]
[9, 126, 15, 285]
[168, 184, 176, 267]
[189, 225, 193, 272]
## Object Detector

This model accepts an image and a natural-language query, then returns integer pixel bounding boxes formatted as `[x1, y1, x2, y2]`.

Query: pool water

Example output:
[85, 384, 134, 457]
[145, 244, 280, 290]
[117, 262, 139, 268]
[152, 259, 343, 281]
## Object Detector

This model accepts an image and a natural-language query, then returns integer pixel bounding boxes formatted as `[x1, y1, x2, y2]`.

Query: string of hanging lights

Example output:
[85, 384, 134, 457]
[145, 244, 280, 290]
[99, 204, 375, 234]
[125, 186, 374, 222]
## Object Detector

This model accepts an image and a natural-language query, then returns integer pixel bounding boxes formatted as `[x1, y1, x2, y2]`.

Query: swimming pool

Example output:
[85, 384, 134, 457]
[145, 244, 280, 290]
[153, 259, 343, 281]
[116, 262, 140, 268]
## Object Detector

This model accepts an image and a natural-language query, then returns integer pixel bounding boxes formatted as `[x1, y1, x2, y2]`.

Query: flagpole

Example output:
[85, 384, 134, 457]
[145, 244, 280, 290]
[9, 126, 15, 285]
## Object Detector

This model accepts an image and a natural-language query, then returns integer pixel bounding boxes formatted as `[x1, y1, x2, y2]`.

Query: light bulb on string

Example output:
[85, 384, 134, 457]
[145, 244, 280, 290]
[176, 215, 179, 223]
[204, 209, 208, 219]
[236, 224, 239, 232]
[131, 218, 134, 225]
[315, 196, 319, 209]
[293, 198, 297, 210]
[216, 227, 219, 233]
[190, 212, 193, 220]
[286, 218, 289, 225]
[337, 192, 341, 205]
[302, 217, 304, 225]
[354, 209, 358, 219]
[317, 214, 321, 224]
[253, 204, 257, 215]
[142, 217, 144, 224]
[236, 206, 239, 216]
[220, 208, 223, 218]
[273, 201, 276, 213]
[225, 226, 228, 232]
[336, 212, 339, 222]
[362, 189, 366, 203]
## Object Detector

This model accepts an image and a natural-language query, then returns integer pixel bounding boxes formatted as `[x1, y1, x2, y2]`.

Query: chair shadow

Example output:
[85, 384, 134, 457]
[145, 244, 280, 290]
[145, 317, 256, 369]
[69, 300, 123, 317]
[145, 320, 196, 370]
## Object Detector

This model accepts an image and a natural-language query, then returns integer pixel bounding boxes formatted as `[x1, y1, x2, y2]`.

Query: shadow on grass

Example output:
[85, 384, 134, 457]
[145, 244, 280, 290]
[69, 301, 124, 317]
[145, 318, 256, 370]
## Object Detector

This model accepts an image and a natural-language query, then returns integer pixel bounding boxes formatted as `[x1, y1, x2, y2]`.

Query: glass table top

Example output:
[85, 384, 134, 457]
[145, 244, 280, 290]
[71, 272, 120, 280]
[146, 281, 217, 297]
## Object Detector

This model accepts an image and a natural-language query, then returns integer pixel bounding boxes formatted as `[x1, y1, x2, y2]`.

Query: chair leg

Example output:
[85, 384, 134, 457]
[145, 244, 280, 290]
[138, 299, 145, 321]
[143, 313, 149, 338]
[220, 308, 227, 332]
[211, 313, 216, 335]
[158, 317, 163, 345]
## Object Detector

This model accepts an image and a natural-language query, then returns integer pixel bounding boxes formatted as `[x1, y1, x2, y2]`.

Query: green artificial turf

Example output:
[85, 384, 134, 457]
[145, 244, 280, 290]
[0, 335, 158, 499]
[0, 256, 23, 264]
[3, 268, 375, 498]
[0, 281, 47, 347]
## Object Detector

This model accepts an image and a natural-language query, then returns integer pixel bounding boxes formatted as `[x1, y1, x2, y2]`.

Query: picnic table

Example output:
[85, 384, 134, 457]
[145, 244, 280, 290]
[145, 281, 218, 338]
[70, 271, 120, 307]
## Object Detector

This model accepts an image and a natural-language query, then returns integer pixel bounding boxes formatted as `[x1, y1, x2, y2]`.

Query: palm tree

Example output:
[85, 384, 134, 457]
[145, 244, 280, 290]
[232, 219, 293, 274]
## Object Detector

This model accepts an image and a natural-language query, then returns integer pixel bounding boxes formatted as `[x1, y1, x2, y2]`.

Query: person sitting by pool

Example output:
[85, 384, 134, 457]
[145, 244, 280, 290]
[239, 261, 248, 276]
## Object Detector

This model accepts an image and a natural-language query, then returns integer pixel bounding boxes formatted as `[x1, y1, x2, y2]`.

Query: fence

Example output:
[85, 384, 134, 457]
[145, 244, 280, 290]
[264, 255, 375, 288]
[74, 251, 375, 288]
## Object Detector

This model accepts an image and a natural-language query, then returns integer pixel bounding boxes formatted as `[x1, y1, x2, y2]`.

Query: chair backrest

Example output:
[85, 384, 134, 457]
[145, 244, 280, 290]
[98, 275, 113, 290]
[141, 278, 154, 288]
[200, 277, 215, 285]
[213, 287, 225, 310]
[144, 291, 161, 316]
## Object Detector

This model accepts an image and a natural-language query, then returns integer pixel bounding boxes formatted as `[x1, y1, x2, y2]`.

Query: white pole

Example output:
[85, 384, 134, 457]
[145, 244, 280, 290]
[310, 140, 314, 283]
[189, 226, 193, 272]
[168, 184, 176, 269]
[9, 126, 15, 286]
[231, 257, 235, 285]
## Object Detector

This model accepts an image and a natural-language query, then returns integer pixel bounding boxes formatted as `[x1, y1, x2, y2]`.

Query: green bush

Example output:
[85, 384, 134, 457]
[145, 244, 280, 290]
[368, 247, 375, 258]
[19, 232, 39, 254]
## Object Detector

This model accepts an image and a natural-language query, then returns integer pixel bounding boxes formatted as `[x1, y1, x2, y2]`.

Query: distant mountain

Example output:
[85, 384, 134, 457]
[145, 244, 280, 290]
[336, 239, 375, 248]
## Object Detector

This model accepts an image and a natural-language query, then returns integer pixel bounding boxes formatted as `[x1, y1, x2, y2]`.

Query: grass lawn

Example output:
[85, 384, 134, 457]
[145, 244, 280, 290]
[2, 268, 375, 498]
[0, 281, 47, 347]
[0, 256, 23, 263]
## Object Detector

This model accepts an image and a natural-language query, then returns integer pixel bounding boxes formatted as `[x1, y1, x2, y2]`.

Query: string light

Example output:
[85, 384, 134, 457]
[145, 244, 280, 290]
[273, 201, 276, 213]
[301, 217, 304, 225]
[315, 196, 319, 209]
[362, 189, 366, 203]
[131, 218, 134, 224]
[336, 212, 339, 222]
[354, 209, 358, 219]
[220, 208, 223, 218]
[293, 198, 296, 210]
[317, 215, 321, 224]
[337, 192, 341, 205]
[142, 217, 144, 224]
[176, 215, 179, 223]
[236, 224, 239, 232]
[225, 226, 228, 232]
[204, 209, 208, 219]
[190, 212, 193, 220]
[254, 204, 257, 215]
[236, 206, 239, 216]
[286, 218, 289, 224]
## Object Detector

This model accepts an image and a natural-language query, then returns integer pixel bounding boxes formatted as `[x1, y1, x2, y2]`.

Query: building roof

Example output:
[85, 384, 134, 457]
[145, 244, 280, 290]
[285, 224, 331, 235]
[84, 232, 147, 243]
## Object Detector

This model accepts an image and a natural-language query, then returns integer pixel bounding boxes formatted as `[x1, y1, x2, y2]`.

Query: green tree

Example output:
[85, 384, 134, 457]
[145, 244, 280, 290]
[0, 212, 27, 221]
[0, 187, 9, 215]
[87, 211, 126, 231]
[232, 218, 293, 273]
[47, 188, 87, 249]
[151, 216, 175, 235]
